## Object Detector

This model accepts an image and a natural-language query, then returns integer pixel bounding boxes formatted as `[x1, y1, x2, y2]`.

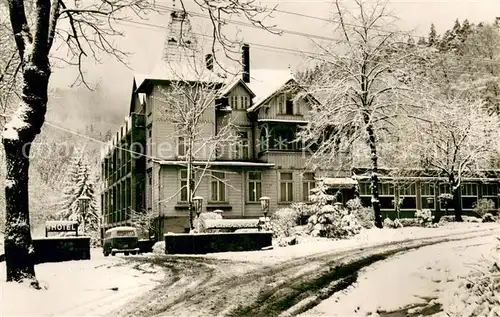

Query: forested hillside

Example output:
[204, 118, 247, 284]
[0, 85, 127, 234]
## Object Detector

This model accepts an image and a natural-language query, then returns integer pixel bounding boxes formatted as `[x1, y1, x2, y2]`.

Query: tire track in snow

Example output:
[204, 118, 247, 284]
[113, 226, 500, 317]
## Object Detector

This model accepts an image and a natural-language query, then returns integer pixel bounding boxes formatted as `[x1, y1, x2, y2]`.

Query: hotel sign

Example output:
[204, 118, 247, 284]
[45, 221, 79, 237]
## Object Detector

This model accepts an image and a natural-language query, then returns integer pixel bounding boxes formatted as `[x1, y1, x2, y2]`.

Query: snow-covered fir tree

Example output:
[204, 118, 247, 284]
[58, 151, 99, 235]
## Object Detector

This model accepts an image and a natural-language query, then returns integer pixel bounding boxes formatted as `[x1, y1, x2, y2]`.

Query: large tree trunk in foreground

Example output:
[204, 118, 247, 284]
[450, 175, 463, 222]
[3, 62, 49, 283]
[366, 123, 383, 229]
[4, 140, 35, 282]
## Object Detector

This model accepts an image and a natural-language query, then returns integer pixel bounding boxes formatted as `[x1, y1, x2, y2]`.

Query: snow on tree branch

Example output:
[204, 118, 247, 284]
[51, 0, 156, 88]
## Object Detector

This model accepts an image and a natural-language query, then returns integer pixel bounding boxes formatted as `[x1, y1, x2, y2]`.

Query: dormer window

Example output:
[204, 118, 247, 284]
[278, 93, 294, 115]
[286, 100, 294, 115]
[168, 38, 177, 44]
[229, 95, 249, 110]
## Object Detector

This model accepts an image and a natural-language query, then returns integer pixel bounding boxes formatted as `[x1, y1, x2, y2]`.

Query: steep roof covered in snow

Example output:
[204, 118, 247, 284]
[247, 69, 295, 111]
[135, 59, 226, 93]
[130, 8, 317, 111]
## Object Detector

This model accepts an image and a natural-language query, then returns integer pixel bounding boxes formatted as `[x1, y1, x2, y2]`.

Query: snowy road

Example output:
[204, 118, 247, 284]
[300, 234, 498, 316]
[111, 224, 500, 317]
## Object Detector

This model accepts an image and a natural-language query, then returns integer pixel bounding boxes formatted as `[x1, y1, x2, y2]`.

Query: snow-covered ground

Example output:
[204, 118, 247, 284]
[299, 234, 498, 316]
[0, 249, 164, 317]
[205, 222, 500, 264]
[0, 223, 499, 317]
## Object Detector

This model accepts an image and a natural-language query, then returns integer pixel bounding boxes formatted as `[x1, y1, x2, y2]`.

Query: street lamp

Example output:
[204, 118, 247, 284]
[193, 196, 204, 232]
[77, 195, 91, 235]
[260, 196, 270, 219]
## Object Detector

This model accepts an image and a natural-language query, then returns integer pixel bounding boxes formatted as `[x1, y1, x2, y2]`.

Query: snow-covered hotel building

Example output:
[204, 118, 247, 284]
[99, 8, 345, 235]
[100, 8, 500, 236]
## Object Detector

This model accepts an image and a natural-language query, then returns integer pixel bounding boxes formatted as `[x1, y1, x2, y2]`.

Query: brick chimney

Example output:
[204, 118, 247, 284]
[205, 54, 214, 71]
[242, 44, 250, 83]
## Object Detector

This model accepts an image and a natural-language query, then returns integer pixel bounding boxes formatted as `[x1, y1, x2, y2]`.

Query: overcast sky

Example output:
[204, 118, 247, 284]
[49, 0, 500, 101]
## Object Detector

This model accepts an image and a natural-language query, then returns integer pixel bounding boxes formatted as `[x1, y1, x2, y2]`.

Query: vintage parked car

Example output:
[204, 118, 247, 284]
[103, 226, 140, 256]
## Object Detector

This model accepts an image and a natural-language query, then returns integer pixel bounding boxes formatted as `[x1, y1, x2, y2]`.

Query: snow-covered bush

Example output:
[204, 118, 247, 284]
[382, 217, 404, 229]
[346, 198, 374, 229]
[398, 218, 419, 227]
[339, 212, 363, 237]
[415, 209, 435, 227]
[265, 208, 300, 238]
[444, 257, 500, 317]
[439, 215, 455, 223]
[439, 215, 482, 224]
[152, 241, 165, 255]
[482, 213, 495, 223]
[464, 216, 482, 223]
[290, 202, 315, 225]
[473, 198, 496, 218]
[439, 193, 453, 206]
[383, 217, 394, 228]
[393, 218, 404, 228]
[307, 204, 361, 239]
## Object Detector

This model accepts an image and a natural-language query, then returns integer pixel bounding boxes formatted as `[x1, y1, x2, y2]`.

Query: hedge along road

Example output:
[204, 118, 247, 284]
[110, 226, 500, 317]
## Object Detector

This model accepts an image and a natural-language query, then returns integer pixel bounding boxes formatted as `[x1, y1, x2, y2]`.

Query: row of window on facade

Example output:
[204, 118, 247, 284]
[144, 170, 317, 205]
[102, 140, 133, 180]
[144, 129, 308, 161]
[143, 125, 307, 164]
[102, 177, 132, 223]
[358, 182, 499, 210]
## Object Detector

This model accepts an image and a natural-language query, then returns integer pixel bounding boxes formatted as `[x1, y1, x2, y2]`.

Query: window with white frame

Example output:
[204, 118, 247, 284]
[461, 183, 478, 210]
[260, 127, 268, 152]
[481, 183, 498, 208]
[358, 181, 371, 207]
[379, 182, 395, 209]
[230, 95, 248, 110]
[274, 129, 296, 150]
[235, 131, 250, 159]
[278, 93, 294, 115]
[178, 137, 187, 157]
[302, 172, 315, 201]
[439, 183, 452, 210]
[280, 172, 293, 202]
[146, 169, 152, 207]
[146, 126, 152, 157]
[210, 171, 226, 202]
[237, 96, 249, 110]
[421, 183, 436, 210]
[179, 169, 188, 202]
[228, 96, 236, 109]
[277, 94, 285, 114]
[398, 183, 416, 209]
[248, 171, 262, 202]
[359, 182, 394, 209]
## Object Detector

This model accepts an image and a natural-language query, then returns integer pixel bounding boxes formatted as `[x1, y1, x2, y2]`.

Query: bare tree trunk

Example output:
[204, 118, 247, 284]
[450, 174, 463, 222]
[3, 63, 49, 283]
[366, 123, 383, 228]
[187, 137, 194, 230]
[4, 140, 34, 282]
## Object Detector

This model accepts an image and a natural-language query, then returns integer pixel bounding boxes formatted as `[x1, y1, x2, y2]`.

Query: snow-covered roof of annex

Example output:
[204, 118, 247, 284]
[320, 177, 359, 188]
[155, 160, 275, 167]
[218, 74, 256, 98]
